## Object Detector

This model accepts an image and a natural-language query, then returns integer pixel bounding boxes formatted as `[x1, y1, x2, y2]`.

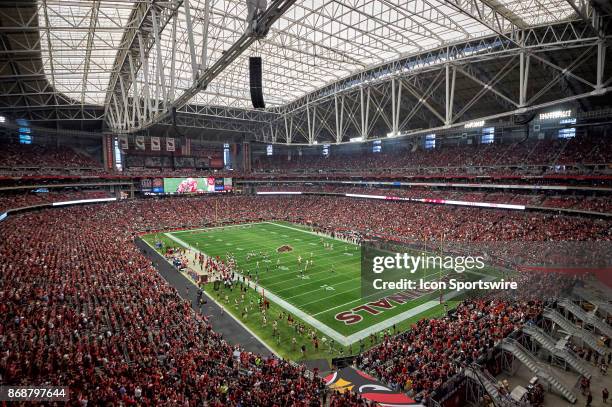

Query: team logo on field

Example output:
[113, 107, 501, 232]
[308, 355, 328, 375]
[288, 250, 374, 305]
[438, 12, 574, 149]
[277, 245, 293, 253]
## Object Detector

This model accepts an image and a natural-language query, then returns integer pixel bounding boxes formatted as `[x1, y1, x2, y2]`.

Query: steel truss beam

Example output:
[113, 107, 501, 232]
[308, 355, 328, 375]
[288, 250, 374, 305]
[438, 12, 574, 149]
[158, 111, 260, 134]
[178, 104, 280, 123]
[104, 0, 183, 126]
[0, 106, 105, 122]
[261, 19, 610, 145]
[108, 0, 298, 133]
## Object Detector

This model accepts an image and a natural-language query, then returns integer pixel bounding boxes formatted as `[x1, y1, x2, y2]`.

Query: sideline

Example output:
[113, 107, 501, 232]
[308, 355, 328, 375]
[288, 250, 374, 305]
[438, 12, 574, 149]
[141, 237, 280, 357]
[163, 226, 448, 346]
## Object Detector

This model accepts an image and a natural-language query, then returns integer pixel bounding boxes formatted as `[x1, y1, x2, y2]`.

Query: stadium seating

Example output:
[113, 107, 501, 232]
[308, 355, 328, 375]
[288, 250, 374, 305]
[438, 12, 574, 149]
[255, 186, 612, 214]
[0, 144, 102, 172]
[0, 190, 111, 213]
[1, 194, 609, 404]
[253, 134, 612, 175]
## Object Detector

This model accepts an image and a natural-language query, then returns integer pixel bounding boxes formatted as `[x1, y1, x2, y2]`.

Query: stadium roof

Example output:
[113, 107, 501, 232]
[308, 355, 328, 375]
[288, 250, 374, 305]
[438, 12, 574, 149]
[0, 0, 610, 137]
[38, 0, 578, 109]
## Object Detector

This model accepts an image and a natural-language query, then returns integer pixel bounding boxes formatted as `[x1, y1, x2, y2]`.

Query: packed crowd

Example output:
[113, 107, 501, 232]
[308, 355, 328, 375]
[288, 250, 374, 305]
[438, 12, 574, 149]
[1, 195, 610, 405]
[254, 134, 612, 174]
[356, 298, 544, 399]
[3, 132, 612, 181]
[0, 190, 112, 213]
[256, 185, 612, 214]
[0, 200, 333, 406]
[0, 144, 102, 171]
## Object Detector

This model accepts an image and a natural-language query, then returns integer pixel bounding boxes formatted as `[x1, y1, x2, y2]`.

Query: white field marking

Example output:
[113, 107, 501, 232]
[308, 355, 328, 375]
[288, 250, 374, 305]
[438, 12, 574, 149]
[207, 241, 355, 277]
[312, 290, 386, 316]
[237, 247, 244, 251]
[271, 271, 359, 292]
[161, 227, 503, 345]
[310, 271, 449, 317]
[264, 222, 360, 247]
[342, 275, 497, 344]
[143, 237, 279, 358]
[309, 243, 317, 246]
[164, 232, 350, 345]
[282, 275, 362, 300]
[171, 222, 267, 234]
[260, 262, 358, 289]
[299, 285, 360, 307]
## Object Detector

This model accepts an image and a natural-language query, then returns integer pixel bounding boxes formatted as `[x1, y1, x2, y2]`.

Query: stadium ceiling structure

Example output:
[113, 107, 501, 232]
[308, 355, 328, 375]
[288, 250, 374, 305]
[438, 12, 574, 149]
[0, 0, 610, 143]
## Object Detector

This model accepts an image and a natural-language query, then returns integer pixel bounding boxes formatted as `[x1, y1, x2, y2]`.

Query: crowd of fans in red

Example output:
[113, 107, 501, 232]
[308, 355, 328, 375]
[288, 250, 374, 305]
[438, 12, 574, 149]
[1, 184, 610, 217]
[1, 194, 610, 405]
[254, 135, 611, 174]
[0, 145, 101, 171]
[256, 185, 612, 214]
[356, 298, 544, 399]
[0, 190, 111, 213]
[2, 132, 612, 180]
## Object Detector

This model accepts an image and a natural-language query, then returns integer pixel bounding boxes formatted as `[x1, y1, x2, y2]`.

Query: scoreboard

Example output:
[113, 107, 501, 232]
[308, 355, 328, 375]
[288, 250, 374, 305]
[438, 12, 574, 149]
[141, 177, 232, 195]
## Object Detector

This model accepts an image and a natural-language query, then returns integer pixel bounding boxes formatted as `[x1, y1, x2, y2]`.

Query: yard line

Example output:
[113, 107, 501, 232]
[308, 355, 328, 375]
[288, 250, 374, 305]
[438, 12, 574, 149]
[311, 270, 450, 317]
[163, 231, 351, 345]
[299, 285, 361, 308]
[282, 275, 362, 300]
[259, 257, 359, 285]
[312, 290, 387, 316]
[269, 272, 357, 292]
[265, 221, 359, 247]
[171, 222, 267, 233]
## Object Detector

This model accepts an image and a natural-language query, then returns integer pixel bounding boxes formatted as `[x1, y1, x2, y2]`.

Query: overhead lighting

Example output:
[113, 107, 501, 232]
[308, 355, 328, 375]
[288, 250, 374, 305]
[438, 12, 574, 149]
[464, 120, 485, 128]
[350, 136, 363, 142]
[0, 116, 5, 123]
[539, 110, 572, 120]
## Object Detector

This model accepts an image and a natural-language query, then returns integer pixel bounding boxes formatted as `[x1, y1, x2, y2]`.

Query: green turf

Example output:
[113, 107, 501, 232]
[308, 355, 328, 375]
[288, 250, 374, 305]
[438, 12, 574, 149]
[142, 222, 505, 361]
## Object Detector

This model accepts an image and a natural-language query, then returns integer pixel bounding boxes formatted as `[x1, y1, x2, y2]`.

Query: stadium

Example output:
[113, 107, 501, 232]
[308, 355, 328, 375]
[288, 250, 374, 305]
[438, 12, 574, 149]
[0, 0, 611, 405]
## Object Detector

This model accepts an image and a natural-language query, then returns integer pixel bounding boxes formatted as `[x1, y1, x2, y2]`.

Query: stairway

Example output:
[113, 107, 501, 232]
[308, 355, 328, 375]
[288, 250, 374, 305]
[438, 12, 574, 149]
[522, 325, 592, 379]
[559, 299, 612, 338]
[543, 308, 607, 355]
[464, 367, 523, 406]
[501, 338, 577, 404]
[571, 287, 612, 318]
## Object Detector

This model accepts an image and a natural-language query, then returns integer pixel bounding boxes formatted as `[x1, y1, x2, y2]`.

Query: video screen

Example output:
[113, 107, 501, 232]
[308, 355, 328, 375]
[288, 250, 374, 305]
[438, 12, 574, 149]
[159, 177, 231, 194]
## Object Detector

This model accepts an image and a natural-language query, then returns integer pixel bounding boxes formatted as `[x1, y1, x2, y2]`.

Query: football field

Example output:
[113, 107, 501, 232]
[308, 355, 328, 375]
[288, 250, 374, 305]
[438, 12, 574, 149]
[149, 221, 497, 347]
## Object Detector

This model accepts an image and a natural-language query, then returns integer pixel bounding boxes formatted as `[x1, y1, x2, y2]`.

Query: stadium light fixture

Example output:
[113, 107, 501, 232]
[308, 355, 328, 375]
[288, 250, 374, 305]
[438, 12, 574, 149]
[0, 115, 5, 123]
[350, 136, 363, 142]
